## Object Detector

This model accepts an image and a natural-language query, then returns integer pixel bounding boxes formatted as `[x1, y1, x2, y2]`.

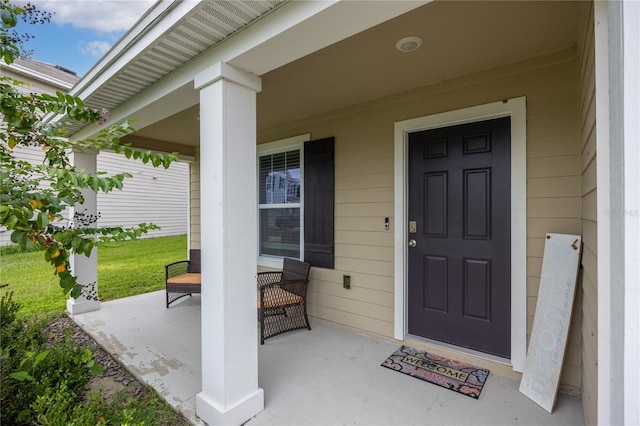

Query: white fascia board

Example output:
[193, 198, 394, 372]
[71, 0, 428, 141]
[69, 0, 198, 99]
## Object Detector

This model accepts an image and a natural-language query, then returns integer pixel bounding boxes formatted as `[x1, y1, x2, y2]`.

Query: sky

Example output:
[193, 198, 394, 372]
[15, 0, 156, 77]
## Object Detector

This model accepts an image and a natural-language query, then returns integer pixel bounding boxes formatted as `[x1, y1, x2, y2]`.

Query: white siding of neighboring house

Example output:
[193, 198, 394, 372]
[0, 146, 189, 245]
[95, 153, 188, 237]
[0, 60, 189, 245]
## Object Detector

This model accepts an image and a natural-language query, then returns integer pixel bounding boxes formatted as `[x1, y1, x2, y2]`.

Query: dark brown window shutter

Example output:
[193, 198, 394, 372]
[304, 137, 334, 269]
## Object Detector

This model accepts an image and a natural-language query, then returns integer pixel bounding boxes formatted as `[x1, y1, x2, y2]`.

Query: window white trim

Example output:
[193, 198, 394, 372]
[257, 133, 310, 154]
[257, 134, 310, 269]
[393, 97, 527, 372]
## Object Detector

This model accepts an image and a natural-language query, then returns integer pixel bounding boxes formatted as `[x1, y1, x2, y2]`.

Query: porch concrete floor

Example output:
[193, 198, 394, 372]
[70, 290, 584, 426]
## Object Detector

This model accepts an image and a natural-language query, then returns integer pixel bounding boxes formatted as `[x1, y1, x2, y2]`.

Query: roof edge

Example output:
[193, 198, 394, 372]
[1, 60, 75, 90]
[70, 0, 197, 99]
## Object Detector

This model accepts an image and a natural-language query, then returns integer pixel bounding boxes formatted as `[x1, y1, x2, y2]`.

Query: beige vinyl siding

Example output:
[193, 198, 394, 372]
[525, 53, 582, 395]
[258, 47, 582, 391]
[577, 2, 598, 424]
[189, 152, 201, 249]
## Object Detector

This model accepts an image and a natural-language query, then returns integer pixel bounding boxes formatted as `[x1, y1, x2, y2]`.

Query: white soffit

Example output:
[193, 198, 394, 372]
[68, 0, 284, 126]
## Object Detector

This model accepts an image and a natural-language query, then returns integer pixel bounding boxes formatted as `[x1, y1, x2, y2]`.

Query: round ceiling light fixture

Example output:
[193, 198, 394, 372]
[395, 36, 423, 53]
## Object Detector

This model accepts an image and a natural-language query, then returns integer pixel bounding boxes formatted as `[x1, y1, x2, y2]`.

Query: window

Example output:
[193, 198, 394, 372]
[258, 148, 302, 260]
[258, 135, 335, 269]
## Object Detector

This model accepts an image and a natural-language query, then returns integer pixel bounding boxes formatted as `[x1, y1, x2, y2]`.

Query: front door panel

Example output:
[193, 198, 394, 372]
[408, 117, 511, 358]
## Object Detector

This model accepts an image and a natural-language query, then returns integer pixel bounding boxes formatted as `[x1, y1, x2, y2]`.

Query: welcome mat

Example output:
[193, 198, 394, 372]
[381, 346, 490, 399]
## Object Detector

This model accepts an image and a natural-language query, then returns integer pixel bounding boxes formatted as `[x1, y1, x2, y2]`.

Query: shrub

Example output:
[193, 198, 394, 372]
[0, 291, 188, 425]
[0, 291, 100, 425]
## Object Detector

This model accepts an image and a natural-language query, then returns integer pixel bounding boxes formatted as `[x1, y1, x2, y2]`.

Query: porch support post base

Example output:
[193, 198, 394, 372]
[196, 388, 264, 426]
[195, 62, 263, 425]
[66, 298, 101, 315]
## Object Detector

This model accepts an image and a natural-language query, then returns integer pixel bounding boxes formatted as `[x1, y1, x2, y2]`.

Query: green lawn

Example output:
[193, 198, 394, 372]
[0, 235, 187, 317]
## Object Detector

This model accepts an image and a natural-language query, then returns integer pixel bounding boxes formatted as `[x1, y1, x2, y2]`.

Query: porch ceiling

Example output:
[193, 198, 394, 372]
[132, 0, 581, 149]
[257, 0, 581, 128]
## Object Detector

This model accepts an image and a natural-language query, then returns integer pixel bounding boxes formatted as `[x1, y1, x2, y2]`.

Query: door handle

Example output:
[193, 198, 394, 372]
[408, 239, 417, 248]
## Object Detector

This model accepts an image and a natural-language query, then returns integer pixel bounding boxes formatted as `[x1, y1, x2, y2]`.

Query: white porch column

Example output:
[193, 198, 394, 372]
[596, 1, 640, 425]
[67, 149, 101, 315]
[194, 62, 263, 425]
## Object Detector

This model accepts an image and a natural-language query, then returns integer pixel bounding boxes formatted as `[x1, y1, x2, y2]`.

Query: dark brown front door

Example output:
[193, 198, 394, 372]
[407, 117, 511, 358]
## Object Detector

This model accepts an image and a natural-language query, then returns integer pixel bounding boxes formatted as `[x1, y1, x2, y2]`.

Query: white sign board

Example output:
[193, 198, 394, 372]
[519, 233, 582, 413]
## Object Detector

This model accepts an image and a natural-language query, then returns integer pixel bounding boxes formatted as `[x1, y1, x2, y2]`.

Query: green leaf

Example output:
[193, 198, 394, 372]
[19, 354, 30, 368]
[99, 178, 110, 193]
[91, 178, 100, 192]
[9, 371, 35, 382]
[70, 284, 82, 299]
[60, 274, 77, 294]
[60, 274, 74, 289]
[71, 236, 83, 251]
[81, 348, 92, 363]
[0, 9, 18, 28]
[33, 349, 50, 368]
[36, 211, 50, 228]
[90, 363, 104, 375]
[10, 230, 25, 244]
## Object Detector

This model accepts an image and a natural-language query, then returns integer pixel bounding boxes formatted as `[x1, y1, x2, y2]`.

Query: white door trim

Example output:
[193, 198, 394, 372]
[393, 96, 527, 372]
